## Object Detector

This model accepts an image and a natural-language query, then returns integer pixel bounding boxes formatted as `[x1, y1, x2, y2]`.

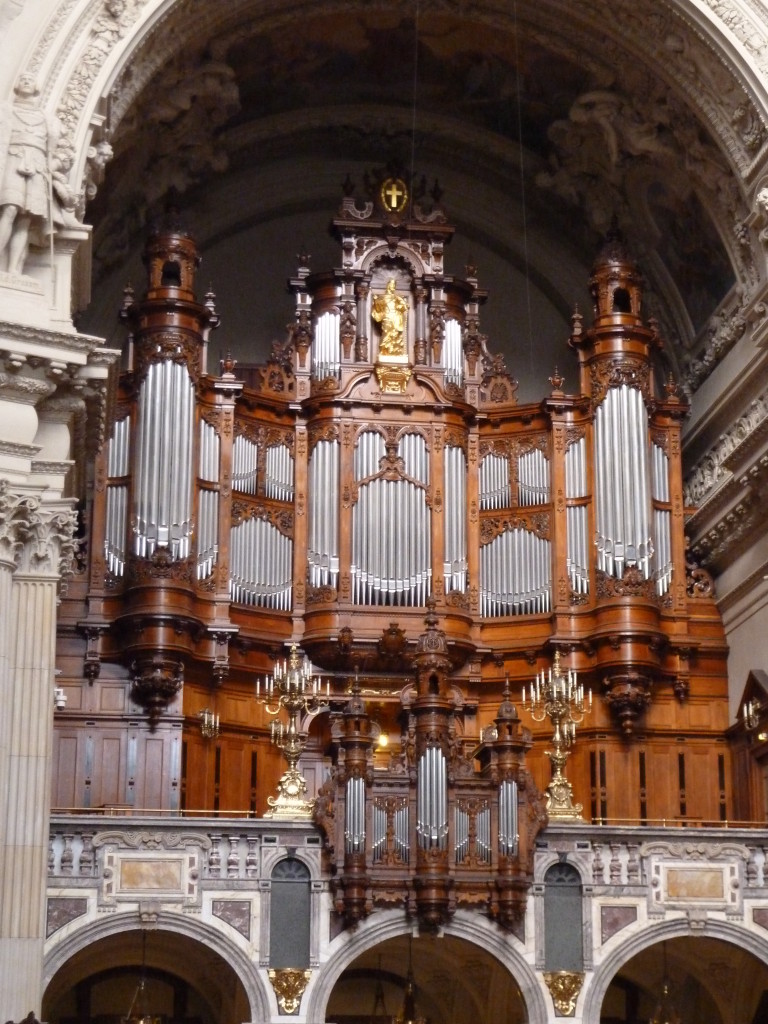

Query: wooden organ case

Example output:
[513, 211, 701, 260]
[56, 171, 731, 918]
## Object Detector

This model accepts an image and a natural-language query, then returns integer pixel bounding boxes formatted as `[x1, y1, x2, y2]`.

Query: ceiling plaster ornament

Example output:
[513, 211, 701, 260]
[681, 302, 748, 393]
[684, 386, 768, 507]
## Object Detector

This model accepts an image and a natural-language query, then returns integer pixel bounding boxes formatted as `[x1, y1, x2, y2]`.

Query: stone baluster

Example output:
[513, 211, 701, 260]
[227, 835, 240, 878]
[79, 833, 94, 876]
[626, 843, 640, 883]
[208, 833, 222, 877]
[592, 842, 605, 883]
[60, 834, 74, 876]
[609, 842, 622, 883]
[246, 836, 259, 878]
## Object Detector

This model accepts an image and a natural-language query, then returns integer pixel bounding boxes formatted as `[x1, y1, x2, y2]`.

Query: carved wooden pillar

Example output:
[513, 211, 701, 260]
[411, 602, 454, 930]
[335, 685, 373, 925]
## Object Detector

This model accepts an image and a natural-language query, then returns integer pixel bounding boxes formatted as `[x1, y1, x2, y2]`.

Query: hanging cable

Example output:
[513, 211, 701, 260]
[511, 0, 536, 381]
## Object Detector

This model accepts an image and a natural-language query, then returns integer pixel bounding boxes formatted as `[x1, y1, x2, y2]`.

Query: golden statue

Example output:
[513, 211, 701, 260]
[372, 278, 408, 357]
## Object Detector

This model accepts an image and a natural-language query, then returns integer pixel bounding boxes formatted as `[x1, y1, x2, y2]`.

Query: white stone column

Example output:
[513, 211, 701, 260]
[0, 487, 76, 1019]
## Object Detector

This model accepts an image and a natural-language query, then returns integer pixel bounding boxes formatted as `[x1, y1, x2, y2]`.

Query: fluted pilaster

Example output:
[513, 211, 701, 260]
[0, 483, 76, 1019]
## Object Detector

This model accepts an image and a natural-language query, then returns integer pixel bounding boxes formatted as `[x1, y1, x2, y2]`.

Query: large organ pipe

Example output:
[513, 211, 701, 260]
[594, 385, 653, 579]
[479, 451, 511, 510]
[480, 527, 551, 617]
[133, 360, 194, 560]
[565, 435, 589, 594]
[312, 310, 341, 380]
[442, 318, 463, 387]
[518, 448, 550, 506]
[443, 444, 467, 593]
[651, 440, 672, 595]
[351, 430, 431, 606]
[345, 775, 366, 854]
[498, 779, 518, 857]
[417, 746, 447, 850]
[265, 443, 295, 502]
[105, 416, 131, 577]
[232, 434, 259, 495]
[196, 418, 221, 581]
[229, 515, 292, 609]
[308, 438, 340, 588]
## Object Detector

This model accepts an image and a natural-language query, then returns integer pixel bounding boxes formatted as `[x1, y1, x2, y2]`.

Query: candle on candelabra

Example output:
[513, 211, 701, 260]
[521, 650, 592, 823]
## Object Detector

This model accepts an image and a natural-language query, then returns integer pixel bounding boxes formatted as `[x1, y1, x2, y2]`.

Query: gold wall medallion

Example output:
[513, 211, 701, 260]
[543, 971, 584, 1016]
[268, 968, 311, 1015]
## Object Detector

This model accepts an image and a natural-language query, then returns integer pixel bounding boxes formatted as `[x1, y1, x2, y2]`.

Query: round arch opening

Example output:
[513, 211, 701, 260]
[42, 928, 251, 1024]
[326, 933, 528, 1024]
[601, 935, 768, 1024]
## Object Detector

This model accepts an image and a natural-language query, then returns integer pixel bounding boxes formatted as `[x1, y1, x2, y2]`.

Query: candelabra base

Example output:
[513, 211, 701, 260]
[264, 767, 316, 819]
[546, 776, 584, 823]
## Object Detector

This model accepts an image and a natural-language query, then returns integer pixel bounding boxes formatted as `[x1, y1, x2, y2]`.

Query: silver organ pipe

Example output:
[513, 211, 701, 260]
[454, 801, 491, 865]
[594, 385, 653, 579]
[265, 443, 295, 502]
[232, 434, 259, 495]
[312, 310, 341, 381]
[133, 360, 194, 560]
[196, 489, 218, 581]
[196, 418, 220, 581]
[480, 527, 551, 616]
[417, 745, 448, 850]
[308, 439, 340, 588]
[372, 796, 409, 864]
[518, 448, 550, 506]
[351, 430, 431, 606]
[104, 415, 131, 577]
[345, 775, 366, 854]
[651, 440, 672, 596]
[498, 779, 518, 857]
[443, 444, 467, 593]
[479, 452, 511, 510]
[565, 435, 589, 595]
[229, 515, 292, 609]
[442, 318, 463, 387]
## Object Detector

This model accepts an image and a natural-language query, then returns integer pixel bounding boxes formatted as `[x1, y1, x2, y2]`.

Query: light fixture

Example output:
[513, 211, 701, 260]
[198, 707, 219, 739]
[122, 932, 159, 1024]
[257, 645, 329, 818]
[522, 650, 592, 821]
[394, 937, 427, 1024]
[649, 943, 681, 1024]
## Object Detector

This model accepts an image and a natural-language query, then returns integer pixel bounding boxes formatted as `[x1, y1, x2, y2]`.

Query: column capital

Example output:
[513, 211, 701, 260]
[0, 480, 78, 579]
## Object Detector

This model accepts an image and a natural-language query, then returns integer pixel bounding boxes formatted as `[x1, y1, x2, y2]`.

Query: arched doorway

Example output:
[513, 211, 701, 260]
[600, 935, 768, 1024]
[326, 933, 528, 1024]
[43, 928, 252, 1024]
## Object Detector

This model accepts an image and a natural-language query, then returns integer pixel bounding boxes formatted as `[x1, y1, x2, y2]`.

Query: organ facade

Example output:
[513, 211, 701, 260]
[55, 169, 731, 916]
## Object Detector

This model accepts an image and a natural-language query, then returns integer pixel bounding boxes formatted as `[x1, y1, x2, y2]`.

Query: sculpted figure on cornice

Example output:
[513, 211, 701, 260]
[0, 73, 61, 275]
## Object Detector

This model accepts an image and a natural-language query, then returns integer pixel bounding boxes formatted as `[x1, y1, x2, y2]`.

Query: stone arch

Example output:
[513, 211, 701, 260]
[582, 916, 768, 1022]
[43, 911, 267, 1023]
[304, 908, 549, 1024]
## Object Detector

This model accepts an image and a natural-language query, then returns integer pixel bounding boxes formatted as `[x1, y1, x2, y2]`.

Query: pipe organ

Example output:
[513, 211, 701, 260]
[64, 169, 729, 871]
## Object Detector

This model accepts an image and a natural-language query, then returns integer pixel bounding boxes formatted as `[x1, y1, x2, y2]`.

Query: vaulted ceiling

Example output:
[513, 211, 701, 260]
[80, 0, 757, 403]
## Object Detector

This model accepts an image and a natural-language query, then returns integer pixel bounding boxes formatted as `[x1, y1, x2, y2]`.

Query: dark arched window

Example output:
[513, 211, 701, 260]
[544, 861, 583, 971]
[270, 857, 310, 968]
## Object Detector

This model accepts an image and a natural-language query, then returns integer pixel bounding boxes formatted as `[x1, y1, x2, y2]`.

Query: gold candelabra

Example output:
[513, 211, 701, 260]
[521, 650, 592, 822]
[257, 645, 329, 819]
